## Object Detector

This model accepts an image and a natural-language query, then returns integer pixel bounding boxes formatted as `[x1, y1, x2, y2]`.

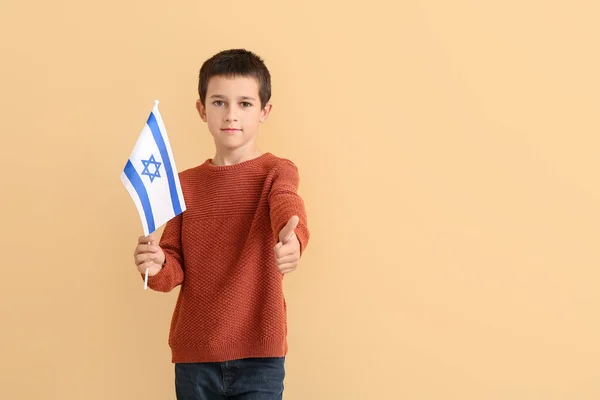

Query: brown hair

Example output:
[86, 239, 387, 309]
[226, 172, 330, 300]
[198, 49, 271, 108]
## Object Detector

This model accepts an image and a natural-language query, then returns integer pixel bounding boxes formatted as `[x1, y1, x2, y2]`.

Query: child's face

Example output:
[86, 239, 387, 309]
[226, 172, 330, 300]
[197, 75, 271, 153]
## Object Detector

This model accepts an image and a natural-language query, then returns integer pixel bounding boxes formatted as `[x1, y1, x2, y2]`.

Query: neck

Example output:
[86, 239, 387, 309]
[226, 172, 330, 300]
[211, 144, 263, 166]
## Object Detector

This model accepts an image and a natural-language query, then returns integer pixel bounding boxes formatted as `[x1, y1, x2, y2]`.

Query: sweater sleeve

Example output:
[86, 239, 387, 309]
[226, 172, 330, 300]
[268, 160, 310, 254]
[145, 212, 185, 292]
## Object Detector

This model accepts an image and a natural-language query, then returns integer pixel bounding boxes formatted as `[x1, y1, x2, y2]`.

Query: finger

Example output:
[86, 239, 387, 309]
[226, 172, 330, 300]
[135, 253, 161, 266]
[274, 242, 299, 258]
[138, 260, 160, 274]
[283, 232, 297, 246]
[138, 259, 150, 270]
[134, 244, 159, 256]
[138, 233, 158, 245]
[276, 254, 298, 266]
[274, 244, 289, 259]
[279, 216, 299, 243]
[273, 242, 284, 257]
[145, 259, 159, 268]
[278, 264, 298, 274]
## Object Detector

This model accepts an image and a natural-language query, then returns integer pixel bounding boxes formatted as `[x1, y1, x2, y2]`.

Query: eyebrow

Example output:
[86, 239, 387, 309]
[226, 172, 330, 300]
[210, 94, 257, 101]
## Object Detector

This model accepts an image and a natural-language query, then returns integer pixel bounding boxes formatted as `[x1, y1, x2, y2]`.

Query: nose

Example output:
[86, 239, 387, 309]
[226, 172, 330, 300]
[225, 107, 238, 122]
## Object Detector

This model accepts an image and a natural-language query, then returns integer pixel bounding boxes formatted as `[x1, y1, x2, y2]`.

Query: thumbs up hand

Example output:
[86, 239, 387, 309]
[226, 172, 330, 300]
[274, 215, 301, 275]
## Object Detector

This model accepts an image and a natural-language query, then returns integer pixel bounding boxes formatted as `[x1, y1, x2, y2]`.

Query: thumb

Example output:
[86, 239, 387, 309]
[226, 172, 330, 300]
[145, 232, 158, 245]
[279, 215, 299, 243]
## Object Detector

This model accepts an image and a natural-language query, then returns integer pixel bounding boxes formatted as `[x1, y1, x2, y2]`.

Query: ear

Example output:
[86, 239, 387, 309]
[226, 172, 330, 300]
[196, 99, 207, 122]
[259, 103, 273, 123]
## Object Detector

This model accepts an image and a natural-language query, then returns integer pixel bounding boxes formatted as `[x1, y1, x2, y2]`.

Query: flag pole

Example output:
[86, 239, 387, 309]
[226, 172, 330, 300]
[144, 265, 149, 290]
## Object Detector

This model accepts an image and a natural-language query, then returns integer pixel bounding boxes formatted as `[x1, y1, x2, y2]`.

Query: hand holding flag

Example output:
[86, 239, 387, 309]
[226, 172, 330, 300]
[133, 233, 165, 277]
[274, 215, 301, 274]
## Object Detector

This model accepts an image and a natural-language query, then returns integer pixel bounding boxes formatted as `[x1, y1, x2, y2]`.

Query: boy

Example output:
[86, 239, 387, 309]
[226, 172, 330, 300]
[132, 49, 310, 400]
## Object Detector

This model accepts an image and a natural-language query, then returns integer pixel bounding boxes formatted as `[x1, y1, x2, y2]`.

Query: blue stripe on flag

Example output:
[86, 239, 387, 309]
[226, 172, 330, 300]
[147, 112, 182, 215]
[124, 160, 155, 233]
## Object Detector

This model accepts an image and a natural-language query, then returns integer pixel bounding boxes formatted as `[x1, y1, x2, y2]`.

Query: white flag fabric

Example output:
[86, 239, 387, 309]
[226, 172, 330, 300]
[120, 100, 186, 236]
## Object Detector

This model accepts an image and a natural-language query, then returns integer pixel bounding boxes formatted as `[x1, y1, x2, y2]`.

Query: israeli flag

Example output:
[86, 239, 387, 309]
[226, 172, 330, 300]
[120, 100, 186, 236]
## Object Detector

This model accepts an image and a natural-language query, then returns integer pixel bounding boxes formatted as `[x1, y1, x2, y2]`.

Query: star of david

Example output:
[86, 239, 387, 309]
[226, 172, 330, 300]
[141, 154, 162, 183]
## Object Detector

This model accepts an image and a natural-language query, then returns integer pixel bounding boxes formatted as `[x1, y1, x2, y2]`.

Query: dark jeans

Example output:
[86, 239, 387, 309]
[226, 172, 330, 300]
[175, 357, 285, 400]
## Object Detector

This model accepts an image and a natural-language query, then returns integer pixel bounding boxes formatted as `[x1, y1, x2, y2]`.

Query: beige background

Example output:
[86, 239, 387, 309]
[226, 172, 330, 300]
[1, 0, 599, 399]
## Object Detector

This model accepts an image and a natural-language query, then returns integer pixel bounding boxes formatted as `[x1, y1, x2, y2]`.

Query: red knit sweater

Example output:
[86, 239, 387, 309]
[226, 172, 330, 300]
[146, 152, 310, 363]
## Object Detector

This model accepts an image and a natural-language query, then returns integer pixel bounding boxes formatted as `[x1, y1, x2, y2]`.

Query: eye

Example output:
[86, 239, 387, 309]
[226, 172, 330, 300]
[241, 102, 252, 108]
[212, 100, 225, 107]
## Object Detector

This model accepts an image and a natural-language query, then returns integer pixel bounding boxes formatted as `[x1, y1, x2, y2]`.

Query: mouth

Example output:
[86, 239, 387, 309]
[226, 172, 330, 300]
[221, 128, 241, 134]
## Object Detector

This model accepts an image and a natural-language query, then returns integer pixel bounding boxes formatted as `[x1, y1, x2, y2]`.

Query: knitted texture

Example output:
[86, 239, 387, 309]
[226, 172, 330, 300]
[146, 152, 310, 363]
